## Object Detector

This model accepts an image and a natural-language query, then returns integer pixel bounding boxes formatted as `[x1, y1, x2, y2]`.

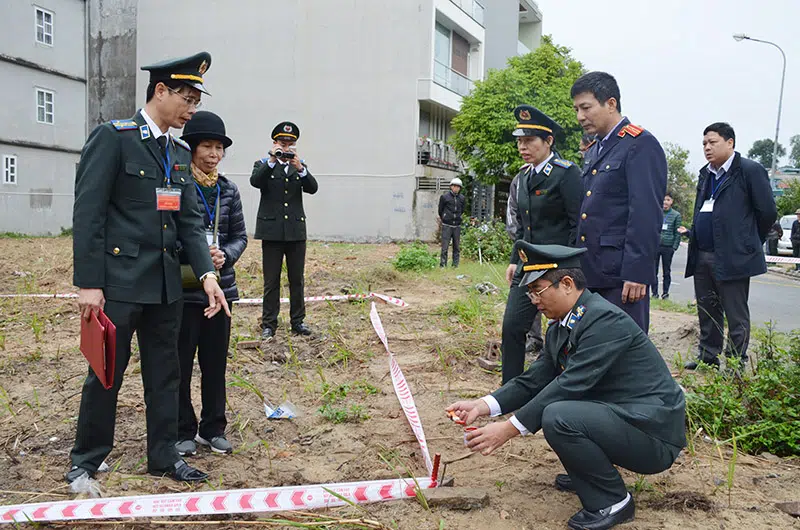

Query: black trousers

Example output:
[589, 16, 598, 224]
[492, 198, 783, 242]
[652, 246, 675, 296]
[542, 400, 681, 511]
[593, 286, 650, 334]
[793, 242, 800, 270]
[501, 273, 542, 384]
[440, 224, 461, 267]
[178, 305, 231, 441]
[70, 300, 182, 472]
[766, 238, 779, 256]
[693, 250, 751, 363]
[262, 240, 306, 330]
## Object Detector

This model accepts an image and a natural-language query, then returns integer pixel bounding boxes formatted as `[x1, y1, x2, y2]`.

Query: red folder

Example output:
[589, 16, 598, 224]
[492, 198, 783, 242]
[80, 309, 117, 390]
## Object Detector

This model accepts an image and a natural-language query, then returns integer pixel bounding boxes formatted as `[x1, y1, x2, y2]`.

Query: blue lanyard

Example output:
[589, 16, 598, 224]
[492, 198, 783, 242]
[710, 171, 726, 198]
[162, 140, 172, 186]
[194, 182, 220, 226]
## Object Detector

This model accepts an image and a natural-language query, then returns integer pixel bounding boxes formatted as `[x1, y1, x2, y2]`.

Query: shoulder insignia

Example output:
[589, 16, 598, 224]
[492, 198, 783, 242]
[552, 158, 573, 169]
[565, 305, 586, 330]
[173, 137, 191, 151]
[110, 119, 138, 131]
[617, 124, 644, 138]
[543, 163, 553, 176]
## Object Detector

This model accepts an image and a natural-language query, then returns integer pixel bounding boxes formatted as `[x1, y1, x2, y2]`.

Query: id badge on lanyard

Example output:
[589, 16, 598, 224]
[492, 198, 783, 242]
[155, 141, 181, 211]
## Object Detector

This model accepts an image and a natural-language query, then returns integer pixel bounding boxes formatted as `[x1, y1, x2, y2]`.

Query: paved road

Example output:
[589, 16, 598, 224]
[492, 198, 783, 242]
[658, 244, 800, 332]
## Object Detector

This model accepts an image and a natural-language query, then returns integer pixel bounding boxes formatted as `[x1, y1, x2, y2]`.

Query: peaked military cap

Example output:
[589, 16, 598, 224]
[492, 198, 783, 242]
[272, 121, 300, 141]
[512, 105, 562, 138]
[141, 51, 212, 95]
[514, 240, 587, 288]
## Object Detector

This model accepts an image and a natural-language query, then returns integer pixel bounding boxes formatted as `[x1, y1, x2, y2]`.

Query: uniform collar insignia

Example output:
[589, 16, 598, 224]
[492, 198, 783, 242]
[543, 163, 553, 176]
[139, 124, 151, 141]
[565, 305, 586, 330]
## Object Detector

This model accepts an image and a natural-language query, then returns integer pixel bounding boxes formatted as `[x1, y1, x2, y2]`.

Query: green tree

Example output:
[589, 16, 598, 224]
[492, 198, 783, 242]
[776, 179, 800, 215]
[789, 134, 800, 167]
[450, 36, 584, 184]
[747, 138, 786, 169]
[663, 143, 697, 225]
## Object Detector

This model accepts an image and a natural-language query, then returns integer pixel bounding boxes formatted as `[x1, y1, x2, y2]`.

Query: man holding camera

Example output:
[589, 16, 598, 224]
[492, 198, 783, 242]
[251, 122, 318, 341]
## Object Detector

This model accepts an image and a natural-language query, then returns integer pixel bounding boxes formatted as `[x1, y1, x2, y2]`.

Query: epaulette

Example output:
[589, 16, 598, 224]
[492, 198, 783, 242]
[173, 137, 191, 151]
[110, 119, 138, 131]
[552, 158, 573, 168]
[617, 124, 644, 138]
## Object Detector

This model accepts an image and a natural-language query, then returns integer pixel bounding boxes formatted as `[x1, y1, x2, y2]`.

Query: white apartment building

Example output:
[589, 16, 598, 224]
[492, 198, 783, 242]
[135, 0, 542, 241]
[0, 0, 87, 234]
[1, 0, 542, 239]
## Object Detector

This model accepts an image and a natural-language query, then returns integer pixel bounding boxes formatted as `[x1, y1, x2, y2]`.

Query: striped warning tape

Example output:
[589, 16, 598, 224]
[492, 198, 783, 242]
[369, 302, 433, 475]
[765, 254, 800, 264]
[0, 477, 436, 524]
[0, 303, 432, 524]
[0, 292, 409, 307]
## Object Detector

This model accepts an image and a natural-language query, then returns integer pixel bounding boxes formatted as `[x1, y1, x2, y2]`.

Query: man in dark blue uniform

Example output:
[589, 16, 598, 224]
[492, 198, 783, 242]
[571, 72, 667, 333]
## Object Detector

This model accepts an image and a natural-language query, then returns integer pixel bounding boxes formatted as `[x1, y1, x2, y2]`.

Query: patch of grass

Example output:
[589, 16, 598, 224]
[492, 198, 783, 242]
[681, 324, 800, 456]
[650, 297, 697, 315]
[0, 232, 28, 239]
[319, 403, 369, 424]
[435, 294, 490, 328]
[392, 242, 438, 272]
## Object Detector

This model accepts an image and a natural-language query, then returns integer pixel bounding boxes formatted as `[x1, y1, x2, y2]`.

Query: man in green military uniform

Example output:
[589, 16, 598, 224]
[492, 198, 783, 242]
[251, 122, 319, 340]
[448, 241, 686, 530]
[69, 52, 230, 483]
[501, 105, 582, 383]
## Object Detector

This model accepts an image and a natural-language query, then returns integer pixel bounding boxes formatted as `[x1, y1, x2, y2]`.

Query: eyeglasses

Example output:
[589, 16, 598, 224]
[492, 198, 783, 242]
[167, 87, 202, 109]
[526, 280, 559, 302]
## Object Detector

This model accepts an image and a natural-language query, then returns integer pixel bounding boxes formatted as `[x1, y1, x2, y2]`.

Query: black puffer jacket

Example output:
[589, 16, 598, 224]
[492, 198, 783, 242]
[179, 174, 248, 303]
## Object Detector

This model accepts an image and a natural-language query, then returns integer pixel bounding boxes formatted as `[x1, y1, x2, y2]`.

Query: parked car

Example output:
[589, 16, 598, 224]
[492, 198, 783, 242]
[777, 214, 795, 256]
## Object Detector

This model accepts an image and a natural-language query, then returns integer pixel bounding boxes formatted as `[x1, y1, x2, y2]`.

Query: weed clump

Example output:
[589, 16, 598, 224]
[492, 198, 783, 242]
[392, 242, 438, 272]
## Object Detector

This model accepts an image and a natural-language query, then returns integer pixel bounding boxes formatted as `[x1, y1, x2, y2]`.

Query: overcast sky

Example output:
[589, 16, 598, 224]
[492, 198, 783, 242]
[537, 0, 798, 171]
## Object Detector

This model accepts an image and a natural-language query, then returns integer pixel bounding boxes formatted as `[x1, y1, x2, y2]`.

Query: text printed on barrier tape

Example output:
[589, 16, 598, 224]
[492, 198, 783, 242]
[0, 477, 435, 524]
[370, 302, 434, 475]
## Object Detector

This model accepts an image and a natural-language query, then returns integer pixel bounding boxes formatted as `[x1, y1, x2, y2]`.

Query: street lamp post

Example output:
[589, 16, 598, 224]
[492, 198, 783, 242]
[733, 33, 787, 176]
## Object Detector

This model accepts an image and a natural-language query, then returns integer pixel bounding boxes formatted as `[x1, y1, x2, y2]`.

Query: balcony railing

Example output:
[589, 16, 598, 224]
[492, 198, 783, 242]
[417, 140, 462, 171]
[433, 60, 474, 97]
[450, 0, 485, 26]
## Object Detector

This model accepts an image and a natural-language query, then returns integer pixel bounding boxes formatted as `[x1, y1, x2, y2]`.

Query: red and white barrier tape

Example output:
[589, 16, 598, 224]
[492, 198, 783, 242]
[0, 301, 433, 524]
[0, 477, 435, 524]
[765, 254, 800, 264]
[237, 292, 408, 308]
[0, 292, 409, 307]
[370, 302, 434, 475]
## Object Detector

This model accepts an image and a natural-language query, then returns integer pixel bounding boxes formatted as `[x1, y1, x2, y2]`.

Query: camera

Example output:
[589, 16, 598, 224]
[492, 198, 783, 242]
[272, 148, 295, 160]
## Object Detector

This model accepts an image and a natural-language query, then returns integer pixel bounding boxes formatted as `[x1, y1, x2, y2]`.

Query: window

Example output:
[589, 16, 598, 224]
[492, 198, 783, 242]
[3, 156, 17, 185]
[36, 88, 54, 124]
[35, 7, 54, 46]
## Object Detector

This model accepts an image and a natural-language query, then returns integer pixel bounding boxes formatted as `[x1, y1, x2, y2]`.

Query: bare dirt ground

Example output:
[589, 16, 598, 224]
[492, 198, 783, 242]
[0, 237, 798, 529]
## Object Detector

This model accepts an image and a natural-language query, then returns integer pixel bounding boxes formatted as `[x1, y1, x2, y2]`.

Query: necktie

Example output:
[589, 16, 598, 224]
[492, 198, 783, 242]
[156, 136, 168, 159]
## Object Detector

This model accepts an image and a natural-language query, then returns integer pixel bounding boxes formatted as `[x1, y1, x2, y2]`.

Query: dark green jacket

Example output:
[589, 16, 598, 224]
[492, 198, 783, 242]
[72, 111, 214, 305]
[250, 159, 318, 241]
[660, 208, 682, 250]
[510, 157, 582, 264]
[492, 290, 686, 448]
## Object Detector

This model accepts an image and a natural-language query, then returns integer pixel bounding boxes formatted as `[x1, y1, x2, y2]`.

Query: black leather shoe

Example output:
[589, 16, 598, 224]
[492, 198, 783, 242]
[261, 328, 275, 341]
[149, 460, 208, 482]
[291, 323, 312, 336]
[661, 293, 669, 299]
[568, 496, 635, 530]
[555, 473, 576, 492]
[65, 466, 94, 484]
[684, 359, 720, 370]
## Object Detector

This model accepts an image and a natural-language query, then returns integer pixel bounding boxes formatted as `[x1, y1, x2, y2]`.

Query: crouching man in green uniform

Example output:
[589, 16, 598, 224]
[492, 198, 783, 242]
[447, 241, 686, 530]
